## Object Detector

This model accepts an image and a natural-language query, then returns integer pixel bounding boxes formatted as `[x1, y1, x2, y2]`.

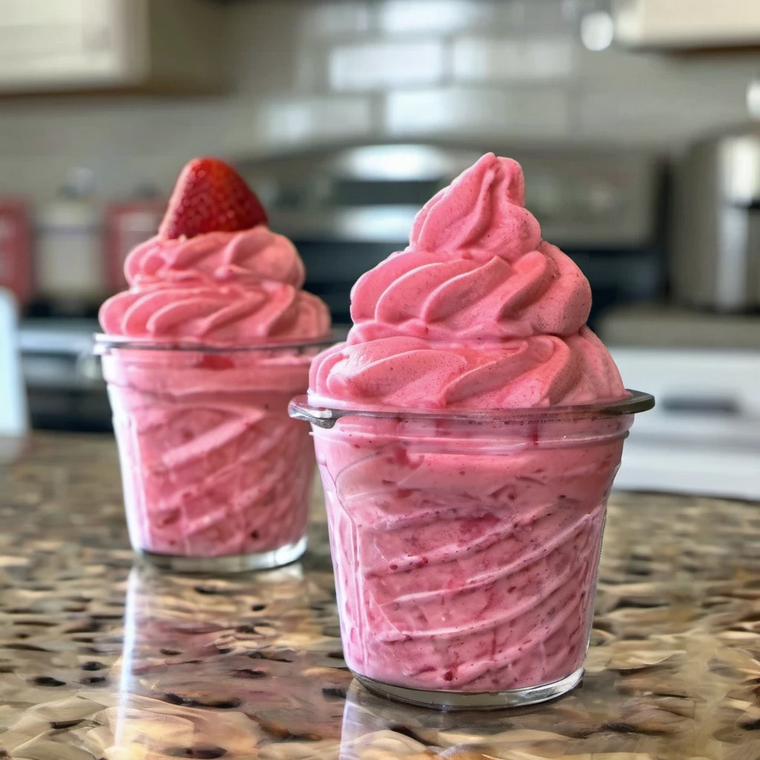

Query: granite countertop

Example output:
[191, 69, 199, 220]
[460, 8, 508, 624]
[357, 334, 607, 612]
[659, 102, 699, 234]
[1, 433, 760, 760]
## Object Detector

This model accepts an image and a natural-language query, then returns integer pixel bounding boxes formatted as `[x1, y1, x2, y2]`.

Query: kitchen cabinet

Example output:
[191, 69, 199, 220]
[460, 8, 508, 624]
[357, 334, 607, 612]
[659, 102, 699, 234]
[614, 0, 760, 49]
[0, 0, 224, 95]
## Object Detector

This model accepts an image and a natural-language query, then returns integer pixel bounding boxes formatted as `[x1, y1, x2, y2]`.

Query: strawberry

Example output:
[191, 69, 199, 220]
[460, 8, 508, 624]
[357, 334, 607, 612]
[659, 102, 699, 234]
[159, 157, 268, 239]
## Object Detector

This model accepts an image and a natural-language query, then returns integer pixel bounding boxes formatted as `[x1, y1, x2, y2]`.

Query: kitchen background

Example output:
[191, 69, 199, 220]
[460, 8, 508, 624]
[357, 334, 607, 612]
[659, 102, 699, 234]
[1, 0, 759, 498]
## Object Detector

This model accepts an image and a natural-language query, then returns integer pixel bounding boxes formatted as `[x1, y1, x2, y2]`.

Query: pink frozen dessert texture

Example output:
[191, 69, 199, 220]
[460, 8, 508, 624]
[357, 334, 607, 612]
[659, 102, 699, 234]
[99, 158, 330, 558]
[307, 153, 629, 694]
[100, 224, 330, 345]
[315, 417, 621, 691]
[103, 348, 318, 557]
[309, 152, 624, 409]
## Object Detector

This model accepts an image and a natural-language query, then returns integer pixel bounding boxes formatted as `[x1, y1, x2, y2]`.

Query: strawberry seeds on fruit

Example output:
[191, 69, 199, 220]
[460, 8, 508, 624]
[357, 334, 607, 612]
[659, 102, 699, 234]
[159, 157, 268, 240]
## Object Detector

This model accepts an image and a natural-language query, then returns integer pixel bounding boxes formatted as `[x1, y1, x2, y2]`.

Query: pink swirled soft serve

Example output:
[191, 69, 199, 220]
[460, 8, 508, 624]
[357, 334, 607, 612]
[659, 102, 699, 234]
[100, 155, 328, 346]
[100, 226, 329, 345]
[310, 152, 624, 409]
[99, 157, 330, 562]
[305, 154, 633, 695]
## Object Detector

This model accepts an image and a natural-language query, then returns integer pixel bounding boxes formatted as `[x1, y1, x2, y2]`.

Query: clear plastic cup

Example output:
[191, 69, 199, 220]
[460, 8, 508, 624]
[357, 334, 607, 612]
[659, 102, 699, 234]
[290, 391, 654, 709]
[97, 335, 331, 572]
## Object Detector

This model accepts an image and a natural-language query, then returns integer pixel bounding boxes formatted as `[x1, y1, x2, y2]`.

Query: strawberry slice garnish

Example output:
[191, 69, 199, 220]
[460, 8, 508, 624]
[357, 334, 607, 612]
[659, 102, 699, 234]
[159, 157, 268, 239]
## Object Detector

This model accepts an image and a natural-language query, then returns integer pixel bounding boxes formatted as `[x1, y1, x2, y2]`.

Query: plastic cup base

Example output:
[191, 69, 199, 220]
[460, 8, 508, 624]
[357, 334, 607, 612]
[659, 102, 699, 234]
[353, 666, 584, 711]
[136, 536, 307, 573]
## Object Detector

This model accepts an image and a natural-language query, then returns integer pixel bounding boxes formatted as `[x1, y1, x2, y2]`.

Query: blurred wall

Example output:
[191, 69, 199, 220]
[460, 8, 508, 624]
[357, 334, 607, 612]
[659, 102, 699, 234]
[0, 0, 758, 202]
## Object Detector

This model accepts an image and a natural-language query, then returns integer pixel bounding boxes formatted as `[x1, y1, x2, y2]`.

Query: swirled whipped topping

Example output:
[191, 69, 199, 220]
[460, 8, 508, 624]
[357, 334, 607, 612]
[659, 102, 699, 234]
[309, 153, 624, 409]
[100, 156, 329, 346]
[100, 227, 329, 345]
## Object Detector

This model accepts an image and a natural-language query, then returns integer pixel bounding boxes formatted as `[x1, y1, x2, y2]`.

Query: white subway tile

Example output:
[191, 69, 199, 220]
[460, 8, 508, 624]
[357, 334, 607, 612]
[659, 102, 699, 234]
[378, 0, 494, 34]
[575, 45, 680, 86]
[329, 40, 446, 91]
[229, 2, 302, 96]
[453, 35, 575, 82]
[294, 47, 328, 92]
[259, 96, 374, 146]
[385, 86, 570, 137]
[574, 45, 759, 143]
[298, 2, 372, 39]
[577, 85, 748, 144]
[512, 0, 568, 31]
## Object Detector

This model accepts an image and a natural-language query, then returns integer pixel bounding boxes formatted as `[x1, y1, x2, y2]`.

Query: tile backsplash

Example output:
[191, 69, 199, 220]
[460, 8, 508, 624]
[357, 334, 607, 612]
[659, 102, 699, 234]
[328, 40, 448, 91]
[0, 0, 759, 203]
[452, 35, 576, 82]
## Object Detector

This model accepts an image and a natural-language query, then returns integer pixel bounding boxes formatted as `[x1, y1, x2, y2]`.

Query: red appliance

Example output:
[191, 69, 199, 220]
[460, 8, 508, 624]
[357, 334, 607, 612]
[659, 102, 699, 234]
[0, 200, 32, 306]
[106, 200, 165, 292]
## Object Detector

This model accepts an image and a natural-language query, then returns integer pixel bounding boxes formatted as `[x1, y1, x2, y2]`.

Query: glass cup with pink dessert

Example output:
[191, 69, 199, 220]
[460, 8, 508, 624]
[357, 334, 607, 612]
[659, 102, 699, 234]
[96, 158, 331, 572]
[290, 154, 653, 709]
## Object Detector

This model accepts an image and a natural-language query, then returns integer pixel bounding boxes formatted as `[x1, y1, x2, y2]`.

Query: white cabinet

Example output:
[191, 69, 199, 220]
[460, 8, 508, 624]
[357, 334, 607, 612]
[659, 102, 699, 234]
[0, 0, 223, 94]
[614, 0, 760, 49]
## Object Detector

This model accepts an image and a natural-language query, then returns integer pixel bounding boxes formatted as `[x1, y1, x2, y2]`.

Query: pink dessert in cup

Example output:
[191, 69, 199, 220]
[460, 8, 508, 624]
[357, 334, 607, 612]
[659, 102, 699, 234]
[98, 158, 330, 571]
[291, 153, 652, 707]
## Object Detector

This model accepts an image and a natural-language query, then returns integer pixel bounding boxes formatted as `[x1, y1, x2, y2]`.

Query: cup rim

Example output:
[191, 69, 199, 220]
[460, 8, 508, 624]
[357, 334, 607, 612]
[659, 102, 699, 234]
[289, 390, 655, 429]
[92, 332, 335, 355]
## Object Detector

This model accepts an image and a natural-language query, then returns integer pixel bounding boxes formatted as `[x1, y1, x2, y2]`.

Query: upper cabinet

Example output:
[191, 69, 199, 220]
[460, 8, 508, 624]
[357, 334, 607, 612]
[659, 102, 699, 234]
[0, 0, 225, 95]
[614, 0, 760, 49]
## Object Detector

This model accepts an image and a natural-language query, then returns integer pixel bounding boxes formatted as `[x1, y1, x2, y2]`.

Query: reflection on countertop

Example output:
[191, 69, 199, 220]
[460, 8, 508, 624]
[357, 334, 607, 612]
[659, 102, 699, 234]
[2, 432, 760, 759]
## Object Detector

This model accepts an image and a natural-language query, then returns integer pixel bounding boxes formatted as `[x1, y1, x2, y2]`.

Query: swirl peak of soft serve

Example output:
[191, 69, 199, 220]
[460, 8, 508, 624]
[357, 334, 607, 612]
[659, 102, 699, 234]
[310, 153, 624, 409]
[100, 225, 330, 346]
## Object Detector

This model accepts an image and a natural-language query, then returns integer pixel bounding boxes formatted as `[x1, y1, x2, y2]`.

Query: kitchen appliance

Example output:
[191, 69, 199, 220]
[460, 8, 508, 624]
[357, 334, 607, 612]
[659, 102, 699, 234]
[35, 169, 105, 314]
[609, 343, 760, 500]
[106, 197, 166, 292]
[671, 123, 760, 312]
[0, 201, 32, 307]
[598, 303, 760, 499]
[239, 142, 666, 326]
[18, 318, 109, 432]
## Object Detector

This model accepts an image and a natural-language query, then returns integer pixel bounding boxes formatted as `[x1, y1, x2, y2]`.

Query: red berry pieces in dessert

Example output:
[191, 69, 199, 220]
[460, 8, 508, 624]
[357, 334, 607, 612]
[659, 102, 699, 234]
[158, 157, 268, 240]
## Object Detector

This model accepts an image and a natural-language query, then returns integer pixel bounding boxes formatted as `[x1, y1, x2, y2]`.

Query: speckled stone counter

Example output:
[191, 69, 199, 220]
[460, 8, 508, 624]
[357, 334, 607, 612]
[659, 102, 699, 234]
[1, 433, 760, 759]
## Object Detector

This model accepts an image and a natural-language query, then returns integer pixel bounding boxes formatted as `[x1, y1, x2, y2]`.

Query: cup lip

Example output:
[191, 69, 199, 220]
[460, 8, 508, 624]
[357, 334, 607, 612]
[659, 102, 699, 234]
[289, 390, 655, 429]
[92, 332, 335, 355]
